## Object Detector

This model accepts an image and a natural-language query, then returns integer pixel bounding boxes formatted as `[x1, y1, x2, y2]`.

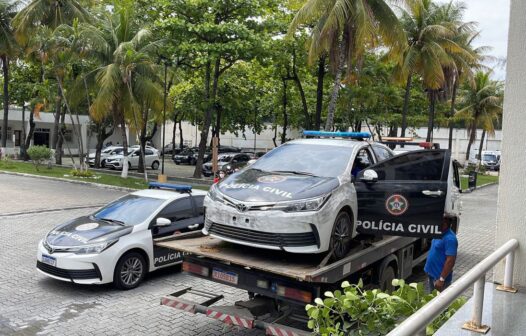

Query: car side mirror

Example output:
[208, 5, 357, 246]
[155, 217, 172, 227]
[360, 169, 378, 183]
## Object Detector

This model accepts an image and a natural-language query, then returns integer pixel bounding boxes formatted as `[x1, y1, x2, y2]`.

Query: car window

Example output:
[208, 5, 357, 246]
[251, 143, 355, 178]
[352, 148, 374, 176]
[145, 149, 154, 156]
[157, 198, 194, 223]
[370, 150, 446, 181]
[93, 195, 164, 225]
[219, 155, 232, 162]
[193, 196, 205, 216]
[111, 148, 123, 155]
[102, 148, 112, 154]
[372, 145, 393, 162]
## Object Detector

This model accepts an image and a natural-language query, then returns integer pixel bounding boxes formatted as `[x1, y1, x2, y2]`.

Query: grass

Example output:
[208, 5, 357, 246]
[0, 159, 206, 190]
[460, 173, 499, 190]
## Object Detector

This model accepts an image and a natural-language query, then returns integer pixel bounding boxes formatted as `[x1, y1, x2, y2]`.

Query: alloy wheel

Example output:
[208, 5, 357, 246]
[120, 256, 144, 286]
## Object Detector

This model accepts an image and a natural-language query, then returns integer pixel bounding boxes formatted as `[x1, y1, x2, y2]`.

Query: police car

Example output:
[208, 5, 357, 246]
[203, 131, 461, 261]
[37, 183, 207, 289]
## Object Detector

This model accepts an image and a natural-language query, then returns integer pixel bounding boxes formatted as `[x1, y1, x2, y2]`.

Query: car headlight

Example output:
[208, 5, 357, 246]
[70, 240, 118, 254]
[273, 194, 331, 212]
[208, 184, 225, 202]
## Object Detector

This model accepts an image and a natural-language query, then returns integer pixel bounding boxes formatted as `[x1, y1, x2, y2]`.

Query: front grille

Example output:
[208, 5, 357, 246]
[209, 223, 318, 247]
[37, 261, 101, 280]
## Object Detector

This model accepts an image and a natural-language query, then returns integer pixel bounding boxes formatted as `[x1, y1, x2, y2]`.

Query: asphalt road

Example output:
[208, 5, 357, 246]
[0, 174, 498, 335]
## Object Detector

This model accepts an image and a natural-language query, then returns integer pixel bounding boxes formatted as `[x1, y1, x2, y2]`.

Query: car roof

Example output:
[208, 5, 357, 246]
[288, 138, 370, 149]
[131, 188, 208, 200]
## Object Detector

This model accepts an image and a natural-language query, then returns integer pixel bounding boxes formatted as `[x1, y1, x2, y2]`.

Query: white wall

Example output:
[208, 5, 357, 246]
[495, 0, 526, 286]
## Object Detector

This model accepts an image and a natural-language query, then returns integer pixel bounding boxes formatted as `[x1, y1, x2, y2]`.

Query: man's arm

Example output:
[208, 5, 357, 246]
[435, 255, 456, 291]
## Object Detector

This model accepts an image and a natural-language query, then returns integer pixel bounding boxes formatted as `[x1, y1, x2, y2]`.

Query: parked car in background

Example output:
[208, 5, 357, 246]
[469, 149, 501, 171]
[201, 152, 252, 177]
[218, 146, 241, 153]
[106, 147, 161, 170]
[161, 144, 187, 157]
[86, 146, 123, 167]
[174, 148, 198, 165]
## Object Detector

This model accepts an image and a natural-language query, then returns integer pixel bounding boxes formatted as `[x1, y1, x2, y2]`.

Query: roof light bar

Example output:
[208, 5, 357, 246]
[303, 130, 371, 139]
[148, 182, 192, 192]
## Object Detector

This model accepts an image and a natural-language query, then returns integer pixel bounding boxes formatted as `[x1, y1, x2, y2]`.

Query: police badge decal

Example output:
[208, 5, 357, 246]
[385, 194, 409, 216]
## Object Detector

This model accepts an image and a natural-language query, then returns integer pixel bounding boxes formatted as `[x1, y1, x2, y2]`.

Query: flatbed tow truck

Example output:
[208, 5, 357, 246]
[155, 233, 430, 335]
[154, 136, 461, 335]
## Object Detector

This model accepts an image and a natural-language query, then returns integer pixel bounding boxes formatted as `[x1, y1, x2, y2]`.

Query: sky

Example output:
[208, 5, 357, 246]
[439, 0, 511, 80]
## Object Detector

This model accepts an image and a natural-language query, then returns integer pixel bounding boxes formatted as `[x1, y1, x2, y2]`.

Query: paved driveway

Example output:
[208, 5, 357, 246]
[0, 174, 497, 335]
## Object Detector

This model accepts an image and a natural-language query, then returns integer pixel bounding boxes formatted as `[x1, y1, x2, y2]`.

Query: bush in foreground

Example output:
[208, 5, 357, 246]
[306, 279, 465, 335]
[27, 146, 53, 171]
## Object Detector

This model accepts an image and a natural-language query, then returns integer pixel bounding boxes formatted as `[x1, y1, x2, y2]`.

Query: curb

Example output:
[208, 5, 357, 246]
[0, 171, 137, 192]
[462, 182, 498, 193]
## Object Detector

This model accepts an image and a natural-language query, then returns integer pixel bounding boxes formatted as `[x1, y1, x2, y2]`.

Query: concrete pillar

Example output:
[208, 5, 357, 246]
[494, 0, 526, 286]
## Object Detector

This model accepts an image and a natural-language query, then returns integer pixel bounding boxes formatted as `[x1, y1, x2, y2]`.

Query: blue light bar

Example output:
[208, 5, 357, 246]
[303, 130, 371, 139]
[148, 182, 192, 192]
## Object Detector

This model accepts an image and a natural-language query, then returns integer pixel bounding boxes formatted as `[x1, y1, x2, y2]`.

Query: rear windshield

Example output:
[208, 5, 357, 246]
[251, 143, 354, 177]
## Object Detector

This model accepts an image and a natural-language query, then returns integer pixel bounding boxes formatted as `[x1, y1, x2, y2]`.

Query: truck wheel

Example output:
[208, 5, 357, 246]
[380, 266, 396, 293]
[113, 252, 146, 290]
[329, 211, 353, 261]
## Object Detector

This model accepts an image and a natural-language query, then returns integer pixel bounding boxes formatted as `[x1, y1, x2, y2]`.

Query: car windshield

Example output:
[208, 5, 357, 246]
[483, 154, 497, 161]
[218, 155, 232, 162]
[93, 195, 165, 226]
[251, 143, 354, 177]
[112, 148, 123, 155]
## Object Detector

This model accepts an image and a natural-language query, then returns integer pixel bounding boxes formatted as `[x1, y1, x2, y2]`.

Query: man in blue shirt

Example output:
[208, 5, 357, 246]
[424, 216, 458, 292]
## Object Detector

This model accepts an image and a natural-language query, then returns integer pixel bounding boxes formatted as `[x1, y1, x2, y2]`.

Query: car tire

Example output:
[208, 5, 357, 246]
[175, 161, 180, 165]
[113, 252, 147, 290]
[128, 162, 132, 170]
[379, 266, 396, 293]
[328, 211, 353, 261]
[151, 161, 160, 170]
[101, 160, 106, 168]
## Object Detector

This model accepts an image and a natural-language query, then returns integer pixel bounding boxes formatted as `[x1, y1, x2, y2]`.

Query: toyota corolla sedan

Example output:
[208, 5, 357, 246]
[203, 131, 461, 261]
[37, 184, 207, 289]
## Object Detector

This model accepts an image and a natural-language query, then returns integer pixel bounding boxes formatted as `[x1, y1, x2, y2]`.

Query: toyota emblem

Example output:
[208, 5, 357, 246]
[236, 203, 248, 212]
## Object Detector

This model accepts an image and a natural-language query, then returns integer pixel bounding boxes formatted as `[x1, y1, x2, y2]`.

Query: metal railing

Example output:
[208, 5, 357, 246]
[386, 238, 519, 336]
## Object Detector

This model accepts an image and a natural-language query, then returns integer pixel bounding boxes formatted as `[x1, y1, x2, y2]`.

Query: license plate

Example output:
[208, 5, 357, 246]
[212, 268, 238, 285]
[42, 255, 56, 267]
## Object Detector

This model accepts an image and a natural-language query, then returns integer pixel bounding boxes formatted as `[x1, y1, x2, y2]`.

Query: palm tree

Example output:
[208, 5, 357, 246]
[289, 0, 405, 131]
[395, 0, 465, 141]
[0, 0, 19, 148]
[86, 9, 162, 178]
[455, 71, 503, 162]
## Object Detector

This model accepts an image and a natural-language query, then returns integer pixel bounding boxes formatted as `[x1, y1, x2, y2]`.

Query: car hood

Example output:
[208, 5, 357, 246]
[217, 169, 340, 202]
[46, 216, 132, 246]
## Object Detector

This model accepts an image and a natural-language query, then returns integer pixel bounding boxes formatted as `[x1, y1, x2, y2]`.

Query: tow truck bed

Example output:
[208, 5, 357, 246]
[155, 234, 422, 283]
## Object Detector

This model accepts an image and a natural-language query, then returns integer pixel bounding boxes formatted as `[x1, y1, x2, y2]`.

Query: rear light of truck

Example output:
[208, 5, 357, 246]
[275, 285, 312, 303]
[182, 262, 210, 277]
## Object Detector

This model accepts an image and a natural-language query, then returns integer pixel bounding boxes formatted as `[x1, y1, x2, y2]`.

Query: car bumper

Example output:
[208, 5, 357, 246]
[202, 196, 338, 254]
[36, 240, 113, 285]
[106, 161, 122, 169]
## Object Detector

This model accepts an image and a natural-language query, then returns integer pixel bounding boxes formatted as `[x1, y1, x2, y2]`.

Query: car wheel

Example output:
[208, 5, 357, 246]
[379, 266, 396, 293]
[151, 161, 160, 170]
[128, 162, 132, 170]
[175, 161, 180, 165]
[101, 160, 106, 168]
[329, 211, 353, 261]
[113, 252, 147, 290]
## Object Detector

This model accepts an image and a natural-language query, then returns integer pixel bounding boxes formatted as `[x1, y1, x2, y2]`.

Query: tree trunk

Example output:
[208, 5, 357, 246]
[54, 110, 66, 165]
[51, 86, 61, 149]
[171, 112, 178, 154]
[401, 74, 412, 138]
[1, 55, 8, 148]
[291, 49, 310, 129]
[477, 129, 486, 169]
[214, 106, 222, 147]
[272, 120, 278, 147]
[426, 90, 436, 142]
[193, 58, 218, 178]
[448, 77, 459, 150]
[95, 136, 104, 168]
[21, 104, 27, 158]
[325, 39, 347, 131]
[315, 55, 326, 130]
[23, 109, 36, 161]
[178, 119, 183, 150]
[120, 111, 129, 178]
[281, 79, 288, 144]
[465, 122, 477, 161]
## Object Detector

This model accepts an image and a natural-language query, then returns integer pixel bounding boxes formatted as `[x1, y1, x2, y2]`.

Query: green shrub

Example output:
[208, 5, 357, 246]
[306, 279, 466, 336]
[70, 169, 95, 178]
[27, 146, 53, 171]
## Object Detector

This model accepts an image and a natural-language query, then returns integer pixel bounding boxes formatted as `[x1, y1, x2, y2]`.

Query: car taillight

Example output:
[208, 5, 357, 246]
[182, 262, 209, 277]
[275, 284, 312, 303]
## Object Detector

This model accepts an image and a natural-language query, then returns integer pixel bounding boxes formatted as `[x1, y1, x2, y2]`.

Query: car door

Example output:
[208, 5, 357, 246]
[144, 149, 154, 166]
[354, 150, 450, 238]
[150, 197, 202, 268]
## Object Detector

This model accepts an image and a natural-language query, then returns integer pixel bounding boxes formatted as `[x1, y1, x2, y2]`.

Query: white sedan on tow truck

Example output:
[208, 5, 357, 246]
[36, 183, 207, 289]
